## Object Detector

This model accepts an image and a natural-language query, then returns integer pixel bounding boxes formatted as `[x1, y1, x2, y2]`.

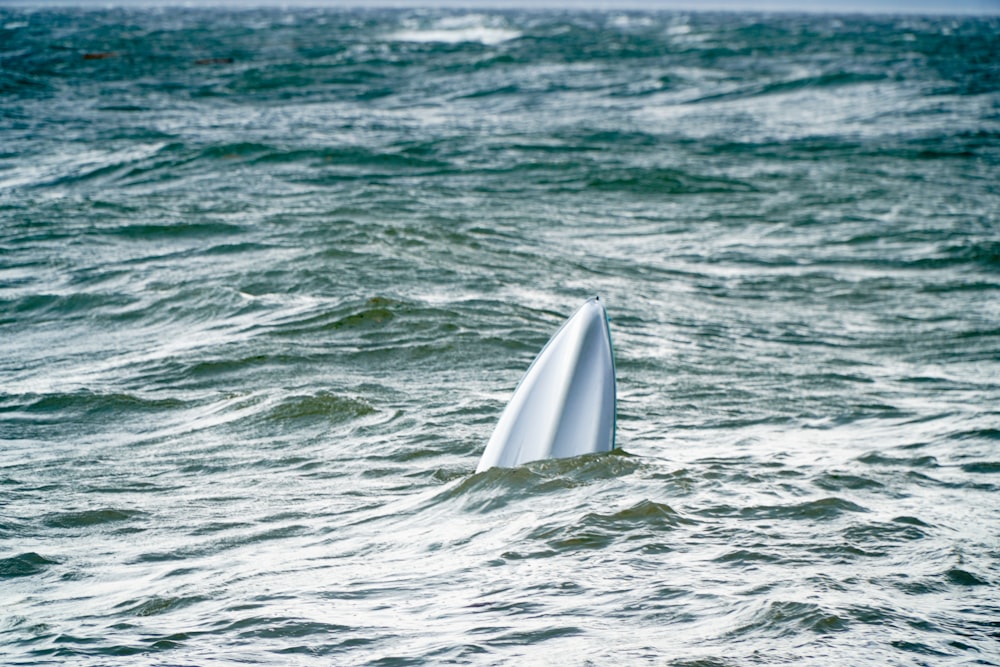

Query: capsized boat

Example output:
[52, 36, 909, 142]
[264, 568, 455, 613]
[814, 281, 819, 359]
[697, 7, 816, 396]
[476, 297, 616, 472]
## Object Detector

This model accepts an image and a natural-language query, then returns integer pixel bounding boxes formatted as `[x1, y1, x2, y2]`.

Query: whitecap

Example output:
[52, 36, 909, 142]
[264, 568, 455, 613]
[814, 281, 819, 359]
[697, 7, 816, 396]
[389, 15, 520, 46]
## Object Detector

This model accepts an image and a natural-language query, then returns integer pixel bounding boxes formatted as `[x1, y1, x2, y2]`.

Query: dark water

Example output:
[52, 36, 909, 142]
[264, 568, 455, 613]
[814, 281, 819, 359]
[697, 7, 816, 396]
[2, 6, 999, 665]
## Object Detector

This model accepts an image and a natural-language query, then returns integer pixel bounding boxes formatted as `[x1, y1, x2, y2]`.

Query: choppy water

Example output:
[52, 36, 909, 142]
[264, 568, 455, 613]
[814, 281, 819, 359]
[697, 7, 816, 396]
[2, 6, 999, 665]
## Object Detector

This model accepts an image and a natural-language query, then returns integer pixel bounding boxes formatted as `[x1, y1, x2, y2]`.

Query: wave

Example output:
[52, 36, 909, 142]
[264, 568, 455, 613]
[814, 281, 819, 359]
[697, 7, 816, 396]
[0, 552, 59, 579]
[41, 507, 146, 530]
[266, 391, 376, 423]
[390, 15, 521, 46]
[6, 390, 187, 416]
[0, 142, 170, 191]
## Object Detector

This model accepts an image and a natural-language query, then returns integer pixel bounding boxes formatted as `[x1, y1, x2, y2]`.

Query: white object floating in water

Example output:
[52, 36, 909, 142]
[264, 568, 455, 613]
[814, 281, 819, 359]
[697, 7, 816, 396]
[476, 297, 616, 473]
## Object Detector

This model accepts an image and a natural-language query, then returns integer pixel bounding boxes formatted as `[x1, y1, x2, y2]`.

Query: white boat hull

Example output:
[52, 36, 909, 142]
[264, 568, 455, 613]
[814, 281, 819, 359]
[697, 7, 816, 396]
[476, 297, 616, 472]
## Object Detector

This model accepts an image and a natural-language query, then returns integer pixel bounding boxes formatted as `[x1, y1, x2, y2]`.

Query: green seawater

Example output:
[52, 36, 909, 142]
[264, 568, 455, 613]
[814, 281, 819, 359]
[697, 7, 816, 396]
[1, 7, 999, 665]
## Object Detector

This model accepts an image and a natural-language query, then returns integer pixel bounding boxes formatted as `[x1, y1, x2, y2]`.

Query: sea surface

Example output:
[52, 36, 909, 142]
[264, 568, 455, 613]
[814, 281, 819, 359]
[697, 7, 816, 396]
[2, 6, 999, 665]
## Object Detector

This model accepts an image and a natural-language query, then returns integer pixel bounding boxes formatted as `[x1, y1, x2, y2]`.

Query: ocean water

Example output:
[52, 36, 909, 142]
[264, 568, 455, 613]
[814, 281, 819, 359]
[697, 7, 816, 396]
[2, 6, 999, 665]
